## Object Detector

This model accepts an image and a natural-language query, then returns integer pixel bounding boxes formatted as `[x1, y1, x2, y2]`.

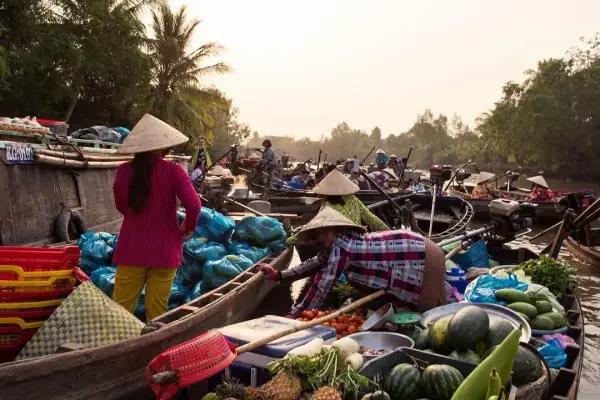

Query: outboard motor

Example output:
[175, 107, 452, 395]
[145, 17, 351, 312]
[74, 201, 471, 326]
[429, 164, 453, 187]
[202, 175, 235, 209]
[488, 199, 536, 242]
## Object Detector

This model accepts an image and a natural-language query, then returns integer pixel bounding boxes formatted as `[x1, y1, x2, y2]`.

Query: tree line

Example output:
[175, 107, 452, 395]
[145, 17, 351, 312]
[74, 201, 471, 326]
[1, 1, 599, 180]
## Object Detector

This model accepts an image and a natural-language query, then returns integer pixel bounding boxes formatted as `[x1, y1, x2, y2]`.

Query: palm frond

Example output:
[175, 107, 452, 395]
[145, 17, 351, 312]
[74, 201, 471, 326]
[189, 62, 233, 76]
[179, 86, 230, 109]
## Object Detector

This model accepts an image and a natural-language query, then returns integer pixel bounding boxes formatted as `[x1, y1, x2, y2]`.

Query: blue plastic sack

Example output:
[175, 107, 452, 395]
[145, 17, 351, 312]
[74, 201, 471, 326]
[464, 273, 528, 304]
[90, 266, 117, 297]
[135, 282, 189, 318]
[185, 280, 207, 303]
[228, 241, 270, 263]
[78, 232, 116, 275]
[539, 338, 567, 369]
[197, 208, 235, 243]
[203, 255, 253, 289]
[232, 216, 286, 252]
[179, 239, 227, 287]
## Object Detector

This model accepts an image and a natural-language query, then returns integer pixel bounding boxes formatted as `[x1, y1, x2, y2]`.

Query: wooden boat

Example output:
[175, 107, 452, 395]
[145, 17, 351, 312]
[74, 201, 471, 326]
[296, 193, 474, 261]
[0, 248, 293, 400]
[565, 227, 600, 267]
[487, 245, 584, 400]
[0, 134, 189, 246]
[447, 185, 565, 223]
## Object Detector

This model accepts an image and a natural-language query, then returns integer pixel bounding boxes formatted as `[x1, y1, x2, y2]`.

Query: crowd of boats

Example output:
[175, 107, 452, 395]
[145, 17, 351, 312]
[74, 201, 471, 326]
[0, 127, 597, 399]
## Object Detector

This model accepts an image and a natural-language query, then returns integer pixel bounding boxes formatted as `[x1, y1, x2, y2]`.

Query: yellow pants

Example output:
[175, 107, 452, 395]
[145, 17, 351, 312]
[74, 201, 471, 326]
[113, 266, 177, 321]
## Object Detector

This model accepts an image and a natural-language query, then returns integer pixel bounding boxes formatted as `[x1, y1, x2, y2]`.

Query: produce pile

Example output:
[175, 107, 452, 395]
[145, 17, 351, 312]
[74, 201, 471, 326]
[512, 255, 579, 299]
[495, 288, 567, 331]
[0, 116, 51, 134]
[415, 306, 544, 387]
[295, 309, 365, 339]
[201, 323, 525, 400]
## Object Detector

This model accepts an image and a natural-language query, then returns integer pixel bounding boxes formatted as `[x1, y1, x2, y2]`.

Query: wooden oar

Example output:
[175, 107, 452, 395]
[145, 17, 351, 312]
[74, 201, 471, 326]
[360, 170, 405, 215]
[150, 289, 387, 385]
[398, 145, 414, 184]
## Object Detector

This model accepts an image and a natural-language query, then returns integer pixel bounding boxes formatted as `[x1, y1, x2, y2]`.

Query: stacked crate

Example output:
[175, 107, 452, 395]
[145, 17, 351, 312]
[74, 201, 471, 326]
[0, 246, 80, 362]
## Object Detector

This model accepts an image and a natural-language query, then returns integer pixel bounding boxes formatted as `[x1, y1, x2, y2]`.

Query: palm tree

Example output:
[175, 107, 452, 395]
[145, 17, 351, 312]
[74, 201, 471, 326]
[145, 2, 231, 141]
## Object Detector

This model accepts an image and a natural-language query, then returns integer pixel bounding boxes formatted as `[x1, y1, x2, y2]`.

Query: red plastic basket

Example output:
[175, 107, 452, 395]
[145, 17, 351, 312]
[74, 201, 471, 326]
[146, 331, 237, 400]
[0, 287, 73, 301]
[0, 308, 56, 321]
[0, 326, 38, 363]
[0, 247, 80, 269]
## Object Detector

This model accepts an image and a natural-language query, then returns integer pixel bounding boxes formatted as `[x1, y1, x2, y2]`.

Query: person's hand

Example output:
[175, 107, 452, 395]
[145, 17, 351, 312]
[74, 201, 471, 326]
[257, 263, 280, 280]
[179, 221, 193, 241]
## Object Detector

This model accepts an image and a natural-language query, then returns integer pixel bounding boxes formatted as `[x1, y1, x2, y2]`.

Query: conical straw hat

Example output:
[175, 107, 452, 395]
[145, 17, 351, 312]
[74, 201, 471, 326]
[476, 172, 496, 184]
[116, 114, 189, 154]
[390, 154, 398, 158]
[296, 207, 366, 242]
[384, 168, 398, 179]
[527, 175, 549, 188]
[208, 165, 228, 176]
[314, 169, 359, 196]
[375, 149, 385, 154]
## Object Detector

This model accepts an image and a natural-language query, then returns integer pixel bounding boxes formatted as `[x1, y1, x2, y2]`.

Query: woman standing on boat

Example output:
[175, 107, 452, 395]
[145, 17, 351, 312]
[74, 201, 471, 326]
[261, 207, 447, 316]
[112, 114, 201, 321]
[286, 169, 388, 246]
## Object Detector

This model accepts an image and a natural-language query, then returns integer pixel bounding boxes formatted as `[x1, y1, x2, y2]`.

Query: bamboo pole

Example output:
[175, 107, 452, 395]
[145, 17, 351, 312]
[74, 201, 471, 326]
[37, 149, 133, 161]
[35, 154, 126, 168]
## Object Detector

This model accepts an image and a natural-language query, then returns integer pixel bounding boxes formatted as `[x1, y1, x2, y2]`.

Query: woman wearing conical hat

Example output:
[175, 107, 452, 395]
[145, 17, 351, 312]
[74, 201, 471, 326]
[112, 114, 201, 321]
[369, 150, 393, 188]
[286, 169, 388, 246]
[525, 176, 556, 202]
[470, 172, 507, 200]
[260, 207, 448, 316]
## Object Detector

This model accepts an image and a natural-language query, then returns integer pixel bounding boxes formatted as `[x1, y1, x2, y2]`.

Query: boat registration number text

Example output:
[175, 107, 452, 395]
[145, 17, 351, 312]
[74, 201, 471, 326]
[5, 143, 35, 164]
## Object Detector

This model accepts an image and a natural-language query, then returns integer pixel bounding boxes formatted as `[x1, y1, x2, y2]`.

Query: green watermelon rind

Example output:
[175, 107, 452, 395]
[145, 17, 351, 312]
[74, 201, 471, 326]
[446, 306, 490, 351]
[385, 363, 420, 400]
[420, 364, 464, 400]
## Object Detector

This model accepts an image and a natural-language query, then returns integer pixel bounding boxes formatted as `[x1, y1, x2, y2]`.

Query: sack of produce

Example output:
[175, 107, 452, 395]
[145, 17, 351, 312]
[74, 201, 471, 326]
[90, 266, 117, 297]
[463, 273, 528, 304]
[232, 216, 286, 252]
[228, 241, 270, 263]
[185, 280, 207, 303]
[179, 239, 227, 287]
[203, 254, 253, 289]
[78, 232, 116, 275]
[196, 207, 235, 243]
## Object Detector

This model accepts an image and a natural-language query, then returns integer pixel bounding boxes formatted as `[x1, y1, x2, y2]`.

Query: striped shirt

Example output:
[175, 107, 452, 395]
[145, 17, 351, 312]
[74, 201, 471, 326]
[282, 230, 426, 316]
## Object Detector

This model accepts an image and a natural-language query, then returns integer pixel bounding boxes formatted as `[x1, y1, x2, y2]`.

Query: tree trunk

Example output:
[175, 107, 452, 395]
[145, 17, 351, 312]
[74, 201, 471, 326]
[64, 79, 82, 123]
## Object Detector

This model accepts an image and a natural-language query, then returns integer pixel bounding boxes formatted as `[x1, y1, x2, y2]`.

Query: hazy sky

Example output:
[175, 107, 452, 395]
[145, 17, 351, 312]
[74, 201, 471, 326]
[170, 0, 600, 139]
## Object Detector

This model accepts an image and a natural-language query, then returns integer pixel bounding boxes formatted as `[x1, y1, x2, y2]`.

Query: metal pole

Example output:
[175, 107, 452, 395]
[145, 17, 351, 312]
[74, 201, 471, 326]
[437, 225, 492, 247]
[398, 145, 414, 183]
[316, 149, 322, 170]
[360, 170, 405, 214]
[360, 146, 376, 166]
[442, 159, 474, 192]
[428, 184, 438, 236]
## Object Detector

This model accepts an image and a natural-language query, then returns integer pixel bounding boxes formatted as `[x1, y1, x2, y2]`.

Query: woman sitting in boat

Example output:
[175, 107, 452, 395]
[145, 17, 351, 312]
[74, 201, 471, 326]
[286, 169, 388, 246]
[525, 176, 556, 201]
[260, 207, 447, 316]
[471, 172, 507, 200]
[388, 154, 399, 170]
[112, 114, 201, 321]
[368, 149, 392, 188]
[350, 170, 371, 190]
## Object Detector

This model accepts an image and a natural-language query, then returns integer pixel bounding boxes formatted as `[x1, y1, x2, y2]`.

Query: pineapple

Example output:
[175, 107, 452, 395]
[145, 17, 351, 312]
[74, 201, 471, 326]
[215, 377, 246, 400]
[263, 371, 302, 400]
[244, 386, 267, 400]
[312, 387, 342, 400]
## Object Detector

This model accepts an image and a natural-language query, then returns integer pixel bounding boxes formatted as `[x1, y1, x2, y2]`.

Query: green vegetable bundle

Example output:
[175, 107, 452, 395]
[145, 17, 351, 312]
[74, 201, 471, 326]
[515, 255, 579, 298]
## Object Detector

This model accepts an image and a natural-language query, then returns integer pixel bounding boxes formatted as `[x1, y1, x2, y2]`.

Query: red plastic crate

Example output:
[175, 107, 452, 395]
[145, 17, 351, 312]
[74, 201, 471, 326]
[0, 308, 56, 321]
[0, 326, 38, 363]
[0, 287, 73, 301]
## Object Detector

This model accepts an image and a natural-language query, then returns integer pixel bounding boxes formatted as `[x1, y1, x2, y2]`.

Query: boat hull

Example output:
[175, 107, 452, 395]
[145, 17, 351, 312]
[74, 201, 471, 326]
[565, 237, 600, 267]
[0, 249, 293, 400]
[447, 186, 564, 223]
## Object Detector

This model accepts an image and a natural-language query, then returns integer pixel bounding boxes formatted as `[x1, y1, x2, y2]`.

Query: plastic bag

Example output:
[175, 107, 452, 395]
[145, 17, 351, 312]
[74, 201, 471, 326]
[228, 241, 270, 263]
[90, 266, 117, 297]
[203, 255, 253, 289]
[185, 239, 227, 262]
[451, 239, 490, 269]
[78, 232, 116, 275]
[232, 216, 286, 252]
[464, 273, 528, 304]
[185, 281, 207, 303]
[542, 333, 575, 349]
[197, 208, 235, 243]
[538, 338, 567, 369]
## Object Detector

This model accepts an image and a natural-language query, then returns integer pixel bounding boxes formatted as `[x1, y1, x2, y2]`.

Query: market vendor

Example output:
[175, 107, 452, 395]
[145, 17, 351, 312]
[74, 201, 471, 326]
[260, 207, 447, 316]
[368, 149, 392, 188]
[471, 172, 507, 200]
[286, 169, 388, 246]
[289, 169, 310, 189]
[112, 114, 201, 321]
[525, 175, 556, 201]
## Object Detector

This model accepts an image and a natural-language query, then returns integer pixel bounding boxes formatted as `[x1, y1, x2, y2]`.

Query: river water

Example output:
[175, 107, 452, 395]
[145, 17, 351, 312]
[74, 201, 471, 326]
[257, 177, 600, 399]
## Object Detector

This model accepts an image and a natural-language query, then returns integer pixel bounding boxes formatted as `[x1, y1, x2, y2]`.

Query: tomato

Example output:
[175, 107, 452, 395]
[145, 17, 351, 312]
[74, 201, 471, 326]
[322, 322, 330, 327]
[301, 311, 310, 319]
[337, 323, 347, 332]
[335, 324, 344, 334]
[351, 316, 363, 324]
[347, 324, 357, 334]
[305, 311, 315, 320]
[317, 311, 327, 318]
[336, 334, 342, 340]
[330, 323, 339, 331]
[337, 316, 347, 324]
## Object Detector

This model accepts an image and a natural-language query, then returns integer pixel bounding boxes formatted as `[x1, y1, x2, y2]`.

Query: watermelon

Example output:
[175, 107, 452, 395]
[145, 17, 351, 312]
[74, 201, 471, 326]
[419, 364, 464, 400]
[483, 344, 543, 385]
[385, 363, 420, 400]
[447, 306, 490, 351]
[485, 319, 514, 348]
[428, 317, 452, 353]
[415, 327, 430, 349]
[448, 349, 481, 364]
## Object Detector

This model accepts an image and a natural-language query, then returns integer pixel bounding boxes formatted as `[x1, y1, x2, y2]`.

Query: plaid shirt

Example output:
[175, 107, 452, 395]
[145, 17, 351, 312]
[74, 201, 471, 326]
[282, 230, 426, 316]
[526, 186, 556, 202]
